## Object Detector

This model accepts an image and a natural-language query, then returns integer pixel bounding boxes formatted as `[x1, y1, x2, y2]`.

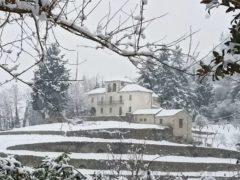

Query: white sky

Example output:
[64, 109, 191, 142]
[0, 0, 233, 90]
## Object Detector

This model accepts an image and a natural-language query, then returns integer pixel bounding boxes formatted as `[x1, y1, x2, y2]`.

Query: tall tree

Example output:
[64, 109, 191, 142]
[138, 46, 195, 111]
[32, 43, 70, 122]
[12, 84, 20, 128]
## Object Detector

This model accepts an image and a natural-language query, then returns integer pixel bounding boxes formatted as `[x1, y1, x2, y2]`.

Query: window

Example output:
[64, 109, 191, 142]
[91, 97, 94, 103]
[108, 84, 112, 92]
[101, 108, 104, 114]
[129, 106, 132, 112]
[159, 119, 163, 124]
[129, 95, 132, 101]
[119, 107, 122, 115]
[119, 95, 123, 103]
[144, 118, 147, 122]
[179, 119, 183, 128]
[110, 96, 113, 104]
[140, 118, 143, 122]
[109, 107, 112, 113]
[113, 83, 117, 92]
[90, 107, 96, 116]
[101, 97, 104, 104]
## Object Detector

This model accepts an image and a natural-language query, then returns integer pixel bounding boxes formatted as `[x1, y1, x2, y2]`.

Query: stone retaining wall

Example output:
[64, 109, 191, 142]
[12, 155, 238, 172]
[8, 141, 240, 159]
[0, 128, 173, 141]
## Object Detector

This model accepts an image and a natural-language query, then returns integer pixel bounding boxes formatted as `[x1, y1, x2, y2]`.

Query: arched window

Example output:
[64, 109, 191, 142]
[108, 84, 112, 92]
[113, 83, 117, 92]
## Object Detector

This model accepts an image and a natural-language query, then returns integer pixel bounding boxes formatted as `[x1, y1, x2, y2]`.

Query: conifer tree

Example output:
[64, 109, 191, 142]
[138, 46, 195, 111]
[32, 43, 70, 122]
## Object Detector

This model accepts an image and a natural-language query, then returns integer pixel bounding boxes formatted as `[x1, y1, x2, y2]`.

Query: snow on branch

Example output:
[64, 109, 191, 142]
[0, 0, 196, 87]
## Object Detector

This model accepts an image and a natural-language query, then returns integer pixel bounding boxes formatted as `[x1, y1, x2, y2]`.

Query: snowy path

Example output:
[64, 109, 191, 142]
[3, 150, 238, 164]
[78, 169, 239, 178]
[4, 121, 167, 132]
[0, 134, 190, 150]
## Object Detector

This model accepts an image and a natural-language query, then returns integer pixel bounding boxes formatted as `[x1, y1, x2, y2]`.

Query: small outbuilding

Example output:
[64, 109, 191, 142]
[133, 108, 192, 142]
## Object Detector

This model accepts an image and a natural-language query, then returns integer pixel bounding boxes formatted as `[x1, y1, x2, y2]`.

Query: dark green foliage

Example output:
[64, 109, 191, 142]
[194, 80, 214, 109]
[138, 46, 195, 111]
[31, 43, 70, 121]
[198, 0, 240, 79]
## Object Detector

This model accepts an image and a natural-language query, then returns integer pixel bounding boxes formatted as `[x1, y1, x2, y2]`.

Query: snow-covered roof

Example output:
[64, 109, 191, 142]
[86, 88, 105, 95]
[156, 109, 184, 117]
[104, 77, 133, 83]
[120, 84, 153, 93]
[133, 108, 162, 115]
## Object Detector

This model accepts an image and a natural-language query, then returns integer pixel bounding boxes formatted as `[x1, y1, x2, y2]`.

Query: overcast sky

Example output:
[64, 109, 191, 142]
[0, 0, 233, 89]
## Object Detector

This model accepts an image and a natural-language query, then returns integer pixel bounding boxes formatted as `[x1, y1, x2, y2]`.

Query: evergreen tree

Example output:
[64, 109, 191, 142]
[32, 43, 70, 122]
[138, 46, 195, 111]
[193, 79, 214, 119]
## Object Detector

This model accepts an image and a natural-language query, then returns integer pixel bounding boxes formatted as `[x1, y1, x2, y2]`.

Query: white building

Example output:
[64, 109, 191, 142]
[86, 78, 160, 116]
[133, 108, 192, 141]
[86, 78, 192, 141]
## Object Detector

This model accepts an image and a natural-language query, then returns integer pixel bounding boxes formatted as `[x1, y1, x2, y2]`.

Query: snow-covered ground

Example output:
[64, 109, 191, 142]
[0, 134, 189, 150]
[0, 122, 238, 179]
[0, 134, 236, 166]
[4, 121, 167, 132]
[193, 123, 240, 150]
[78, 169, 239, 179]
[3, 149, 237, 164]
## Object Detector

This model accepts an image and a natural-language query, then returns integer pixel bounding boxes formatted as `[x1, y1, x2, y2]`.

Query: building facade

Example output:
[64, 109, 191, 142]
[133, 109, 192, 141]
[86, 78, 160, 117]
[86, 78, 192, 141]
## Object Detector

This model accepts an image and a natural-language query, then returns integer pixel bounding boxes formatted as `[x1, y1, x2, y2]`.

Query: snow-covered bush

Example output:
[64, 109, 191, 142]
[34, 152, 85, 180]
[195, 114, 208, 131]
[0, 155, 33, 180]
[0, 153, 86, 180]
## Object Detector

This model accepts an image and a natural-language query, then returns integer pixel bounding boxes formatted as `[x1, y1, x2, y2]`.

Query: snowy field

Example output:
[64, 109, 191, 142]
[78, 169, 239, 179]
[5, 121, 167, 132]
[3, 150, 237, 164]
[0, 122, 239, 179]
[193, 123, 240, 150]
[0, 134, 189, 151]
[0, 134, 237, 166]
